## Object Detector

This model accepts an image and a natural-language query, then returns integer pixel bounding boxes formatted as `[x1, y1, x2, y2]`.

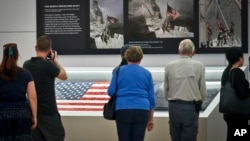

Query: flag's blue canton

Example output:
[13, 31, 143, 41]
[55, 82, 93, 100]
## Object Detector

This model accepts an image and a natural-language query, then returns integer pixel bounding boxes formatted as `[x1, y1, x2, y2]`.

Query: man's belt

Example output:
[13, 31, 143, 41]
[170, 100, 197, 105]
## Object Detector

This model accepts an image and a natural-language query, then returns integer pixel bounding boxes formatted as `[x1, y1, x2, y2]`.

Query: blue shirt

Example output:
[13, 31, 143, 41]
[108, 64, 155, 111]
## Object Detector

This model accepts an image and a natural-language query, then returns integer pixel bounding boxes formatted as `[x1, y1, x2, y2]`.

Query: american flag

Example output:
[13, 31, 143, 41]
[56, 81, 110, 111]
[107, 16, 119, 24]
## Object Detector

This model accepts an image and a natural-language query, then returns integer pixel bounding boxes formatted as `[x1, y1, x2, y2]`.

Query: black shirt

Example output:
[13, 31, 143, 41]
[221, 67, 250, 120]
[23, 57, 60, 115]
[221, 68, 250, 99]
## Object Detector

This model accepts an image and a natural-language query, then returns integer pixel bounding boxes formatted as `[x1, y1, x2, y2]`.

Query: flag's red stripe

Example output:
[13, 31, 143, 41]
[89, 86, 108, 89]
[58, 108, 103, 111]
[80, 97, 110, 100]
[84, 92, 107, 95]
[57, 103, 105, 106]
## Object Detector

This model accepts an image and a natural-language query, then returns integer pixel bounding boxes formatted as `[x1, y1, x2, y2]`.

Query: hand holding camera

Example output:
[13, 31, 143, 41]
[47, 50, 57, 60]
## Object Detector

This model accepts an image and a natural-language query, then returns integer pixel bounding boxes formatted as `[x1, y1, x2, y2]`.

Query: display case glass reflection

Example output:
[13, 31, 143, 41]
[55, 67, 224, 112]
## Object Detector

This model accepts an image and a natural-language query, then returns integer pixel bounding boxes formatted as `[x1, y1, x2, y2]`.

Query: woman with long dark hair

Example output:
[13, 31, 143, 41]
[0, 43, 37, 140]
[221, 47, 250, 141]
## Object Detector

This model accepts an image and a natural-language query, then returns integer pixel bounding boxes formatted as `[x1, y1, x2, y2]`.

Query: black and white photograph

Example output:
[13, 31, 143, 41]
[198, 0, 248, 53]
[89, 0, 124, 49]
[127, 0, 194, 39]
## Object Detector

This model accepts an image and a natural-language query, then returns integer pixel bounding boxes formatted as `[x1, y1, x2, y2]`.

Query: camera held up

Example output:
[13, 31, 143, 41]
[47, 50, 56, 60]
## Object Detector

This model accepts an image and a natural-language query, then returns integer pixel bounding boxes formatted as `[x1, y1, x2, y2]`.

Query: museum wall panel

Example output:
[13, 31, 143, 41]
[0, 1, 249, 141]
[0, 0, 249, 68]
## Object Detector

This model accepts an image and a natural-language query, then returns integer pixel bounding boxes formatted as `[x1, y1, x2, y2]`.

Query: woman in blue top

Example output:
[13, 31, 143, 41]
[108, 45, 155, 141]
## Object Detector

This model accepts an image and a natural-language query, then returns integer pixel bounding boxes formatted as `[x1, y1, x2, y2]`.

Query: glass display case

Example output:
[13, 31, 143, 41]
[54, 66, 240, 116]
[58, 66, 249, 141]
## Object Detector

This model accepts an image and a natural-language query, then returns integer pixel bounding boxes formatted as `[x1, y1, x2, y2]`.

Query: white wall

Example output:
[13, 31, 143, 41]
[0, 0, 249, 68]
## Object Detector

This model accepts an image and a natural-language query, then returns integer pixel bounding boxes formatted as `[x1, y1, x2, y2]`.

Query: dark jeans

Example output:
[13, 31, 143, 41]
[115, 109, 150, 141]
[168, 101, 199, 141]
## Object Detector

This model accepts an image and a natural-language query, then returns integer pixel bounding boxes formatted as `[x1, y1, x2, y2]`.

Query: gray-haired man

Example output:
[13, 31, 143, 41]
[164, 39, 207, 141]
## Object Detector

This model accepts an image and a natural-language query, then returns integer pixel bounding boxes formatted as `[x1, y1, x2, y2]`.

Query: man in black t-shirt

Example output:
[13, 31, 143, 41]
[23, 35, 68, 141]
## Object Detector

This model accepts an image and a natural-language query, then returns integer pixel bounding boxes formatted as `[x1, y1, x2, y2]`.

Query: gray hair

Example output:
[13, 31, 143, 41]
[178, 39, 195, 55]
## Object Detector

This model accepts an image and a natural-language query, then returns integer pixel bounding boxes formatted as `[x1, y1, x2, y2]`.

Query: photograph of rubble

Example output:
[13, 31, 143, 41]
[127, 0, 194, 39]
[89, 0, 124, 49]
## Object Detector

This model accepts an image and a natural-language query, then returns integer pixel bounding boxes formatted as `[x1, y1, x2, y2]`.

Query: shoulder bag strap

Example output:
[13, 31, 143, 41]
[114, 66, 121, 97]
[229, 69, 235, 88]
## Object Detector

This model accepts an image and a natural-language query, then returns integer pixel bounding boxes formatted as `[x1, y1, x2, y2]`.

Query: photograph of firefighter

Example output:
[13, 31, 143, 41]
[128, 0, 194, 39]
[199, 0, 241, 48]
[90, 0, 124, 49]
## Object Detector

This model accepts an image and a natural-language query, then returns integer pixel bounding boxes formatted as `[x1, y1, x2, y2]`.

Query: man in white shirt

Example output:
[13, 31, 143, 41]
[164, 39, 207, 141]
